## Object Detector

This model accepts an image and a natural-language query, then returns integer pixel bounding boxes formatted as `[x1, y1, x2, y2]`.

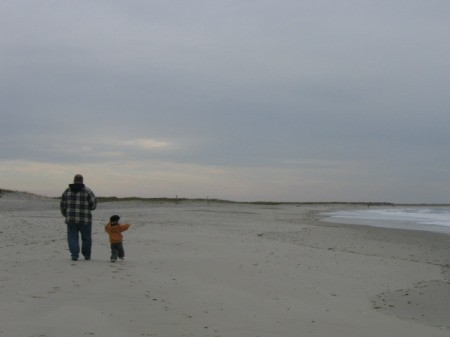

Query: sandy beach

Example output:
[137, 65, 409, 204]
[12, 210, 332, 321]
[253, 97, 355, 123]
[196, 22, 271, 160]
[0, 191, 449, 337]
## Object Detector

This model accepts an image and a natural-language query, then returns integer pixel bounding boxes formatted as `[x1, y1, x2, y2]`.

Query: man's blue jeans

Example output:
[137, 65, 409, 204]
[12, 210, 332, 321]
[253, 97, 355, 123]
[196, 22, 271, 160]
[67, 222, 92, 259]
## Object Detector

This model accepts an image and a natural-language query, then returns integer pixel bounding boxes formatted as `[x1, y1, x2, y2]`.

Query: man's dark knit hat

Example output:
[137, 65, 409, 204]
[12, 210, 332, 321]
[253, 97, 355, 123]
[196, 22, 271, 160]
[110, 215, 120, 222]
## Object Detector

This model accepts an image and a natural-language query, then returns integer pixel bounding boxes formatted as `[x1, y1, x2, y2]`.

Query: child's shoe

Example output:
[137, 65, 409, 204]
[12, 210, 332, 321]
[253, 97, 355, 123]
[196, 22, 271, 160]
[110, 252, 118, 262]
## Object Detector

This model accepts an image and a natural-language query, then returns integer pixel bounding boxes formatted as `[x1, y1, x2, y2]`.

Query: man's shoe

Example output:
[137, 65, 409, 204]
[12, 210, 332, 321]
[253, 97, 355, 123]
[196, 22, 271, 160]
[71, 257, 78, 261]
[84, 256, 91, 261]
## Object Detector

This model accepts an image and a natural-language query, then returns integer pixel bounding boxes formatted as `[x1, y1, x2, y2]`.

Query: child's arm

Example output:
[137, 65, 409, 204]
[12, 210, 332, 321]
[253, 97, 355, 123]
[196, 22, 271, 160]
[120, 224, 131, 232]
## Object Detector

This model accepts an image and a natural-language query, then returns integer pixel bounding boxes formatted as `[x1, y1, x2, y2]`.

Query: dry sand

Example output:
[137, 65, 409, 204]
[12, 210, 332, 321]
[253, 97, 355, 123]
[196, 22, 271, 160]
[0, 191, 449, 337]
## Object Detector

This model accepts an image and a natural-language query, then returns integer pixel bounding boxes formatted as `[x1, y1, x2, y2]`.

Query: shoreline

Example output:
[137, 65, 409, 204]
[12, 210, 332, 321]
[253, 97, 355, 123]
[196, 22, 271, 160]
[0, 194, 449, 336]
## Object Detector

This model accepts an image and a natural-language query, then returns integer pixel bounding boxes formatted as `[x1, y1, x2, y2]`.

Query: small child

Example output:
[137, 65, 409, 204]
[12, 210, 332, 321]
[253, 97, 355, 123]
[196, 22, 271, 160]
[105, 215, 131, 262]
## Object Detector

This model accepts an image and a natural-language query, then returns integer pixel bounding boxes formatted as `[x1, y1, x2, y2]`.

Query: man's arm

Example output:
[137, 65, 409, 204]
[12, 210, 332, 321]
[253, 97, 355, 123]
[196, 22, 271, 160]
[60, 191, 67, 217]
[88, 189, 97, 211]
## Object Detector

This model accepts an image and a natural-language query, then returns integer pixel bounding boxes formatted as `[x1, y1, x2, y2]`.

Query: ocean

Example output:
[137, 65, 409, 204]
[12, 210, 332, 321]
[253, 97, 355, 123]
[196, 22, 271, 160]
[324, 207, 450, 235]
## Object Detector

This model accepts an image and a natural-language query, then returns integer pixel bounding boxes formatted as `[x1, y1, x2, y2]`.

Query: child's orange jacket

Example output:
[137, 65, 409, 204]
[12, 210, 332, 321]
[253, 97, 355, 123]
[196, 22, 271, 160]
[105, 222, 130, 243]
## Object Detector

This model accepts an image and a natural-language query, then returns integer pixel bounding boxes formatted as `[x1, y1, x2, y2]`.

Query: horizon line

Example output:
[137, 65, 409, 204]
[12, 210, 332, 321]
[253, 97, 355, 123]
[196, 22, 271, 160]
[1, 188, 449, 206]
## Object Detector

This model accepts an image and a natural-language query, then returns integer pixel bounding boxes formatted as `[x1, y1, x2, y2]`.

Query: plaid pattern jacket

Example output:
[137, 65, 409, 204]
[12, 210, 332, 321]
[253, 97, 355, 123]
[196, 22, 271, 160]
[60, 184, 97, 225]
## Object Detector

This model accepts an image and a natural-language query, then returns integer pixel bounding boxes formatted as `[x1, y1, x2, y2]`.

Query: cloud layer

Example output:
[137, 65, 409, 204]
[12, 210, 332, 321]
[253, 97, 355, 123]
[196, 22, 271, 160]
[1, 1, 450, 202]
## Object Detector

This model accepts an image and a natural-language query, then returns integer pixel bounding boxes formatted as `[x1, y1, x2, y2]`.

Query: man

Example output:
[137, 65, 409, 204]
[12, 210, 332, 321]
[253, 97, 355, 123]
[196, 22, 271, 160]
[60, 174, 97, 261]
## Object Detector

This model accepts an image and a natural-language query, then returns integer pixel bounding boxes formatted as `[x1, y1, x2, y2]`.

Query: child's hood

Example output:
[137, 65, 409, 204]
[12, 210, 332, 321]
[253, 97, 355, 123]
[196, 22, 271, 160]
[106, 223, 121, 232]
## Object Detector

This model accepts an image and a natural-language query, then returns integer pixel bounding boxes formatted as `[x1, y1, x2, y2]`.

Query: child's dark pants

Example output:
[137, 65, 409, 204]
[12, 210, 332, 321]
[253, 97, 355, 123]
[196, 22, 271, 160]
[110, 242, 125, 260]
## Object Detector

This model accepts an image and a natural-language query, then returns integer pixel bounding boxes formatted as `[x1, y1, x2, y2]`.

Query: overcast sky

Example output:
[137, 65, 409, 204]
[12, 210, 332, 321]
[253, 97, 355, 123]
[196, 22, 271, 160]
[1, 0, 449, 202]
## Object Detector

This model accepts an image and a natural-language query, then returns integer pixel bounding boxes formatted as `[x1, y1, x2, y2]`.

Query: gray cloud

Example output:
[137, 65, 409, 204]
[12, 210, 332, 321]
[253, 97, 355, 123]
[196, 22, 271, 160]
[1, 0, 450, 202]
